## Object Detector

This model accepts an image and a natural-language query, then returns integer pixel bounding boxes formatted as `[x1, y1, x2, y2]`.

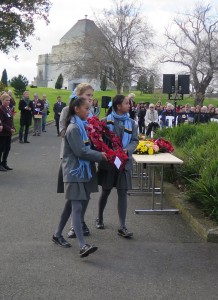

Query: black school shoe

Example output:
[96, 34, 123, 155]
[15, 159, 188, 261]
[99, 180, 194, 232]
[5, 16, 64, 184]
[68, 227, 76, 238]
[0, 165, 7, 171]
[80, 244, 98, 258]
[68, 222, 90, 238]
[2, 164, 13, 170]
[95, 218, 104, 229]
[118, 227, 133, 238]
[52, 235, 71, 248]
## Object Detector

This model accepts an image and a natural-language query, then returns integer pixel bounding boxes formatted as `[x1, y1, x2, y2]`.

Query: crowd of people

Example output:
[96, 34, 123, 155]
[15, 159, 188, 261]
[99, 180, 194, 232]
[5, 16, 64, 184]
[127, 93, 218, 135]
[0, 90, 63, 171]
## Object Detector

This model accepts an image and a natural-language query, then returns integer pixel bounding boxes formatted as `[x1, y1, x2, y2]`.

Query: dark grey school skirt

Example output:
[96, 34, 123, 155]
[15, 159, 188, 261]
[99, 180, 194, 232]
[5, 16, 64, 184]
[65, 167, 99, 201]
[65, 182, 91, 201]
[97, 166, 132, 190]
[57, 161, 99, 196]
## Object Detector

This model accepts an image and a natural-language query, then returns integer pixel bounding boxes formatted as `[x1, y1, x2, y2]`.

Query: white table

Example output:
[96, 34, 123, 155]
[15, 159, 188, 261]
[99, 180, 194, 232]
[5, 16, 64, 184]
[131, 153, 183, 214]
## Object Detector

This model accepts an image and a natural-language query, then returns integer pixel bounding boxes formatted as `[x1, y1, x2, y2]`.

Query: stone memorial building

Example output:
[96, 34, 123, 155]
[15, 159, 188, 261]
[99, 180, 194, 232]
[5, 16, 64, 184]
[35, 17, 102, 90]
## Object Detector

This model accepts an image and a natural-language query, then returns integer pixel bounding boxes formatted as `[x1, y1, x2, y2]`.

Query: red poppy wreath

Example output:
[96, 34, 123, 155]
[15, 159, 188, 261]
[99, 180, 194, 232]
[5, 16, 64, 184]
[86, 116, 129, 170]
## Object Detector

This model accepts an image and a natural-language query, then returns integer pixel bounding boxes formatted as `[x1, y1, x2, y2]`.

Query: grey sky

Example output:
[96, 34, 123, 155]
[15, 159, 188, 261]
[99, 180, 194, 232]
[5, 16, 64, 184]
[0, 0, 206, 83]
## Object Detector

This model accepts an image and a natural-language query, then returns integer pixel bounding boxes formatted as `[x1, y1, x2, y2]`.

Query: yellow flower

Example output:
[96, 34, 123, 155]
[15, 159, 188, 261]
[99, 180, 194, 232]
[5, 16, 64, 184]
[148, 147, 154, 155]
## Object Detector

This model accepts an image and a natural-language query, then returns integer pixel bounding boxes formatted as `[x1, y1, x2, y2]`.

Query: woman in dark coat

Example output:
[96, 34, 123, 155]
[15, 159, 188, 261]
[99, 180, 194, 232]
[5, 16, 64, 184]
[18, 91, 34, 143]
[0, 93, 15, 171]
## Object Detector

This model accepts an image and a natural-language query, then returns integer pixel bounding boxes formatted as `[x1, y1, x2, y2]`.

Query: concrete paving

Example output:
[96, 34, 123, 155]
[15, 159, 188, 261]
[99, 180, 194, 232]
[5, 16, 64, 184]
[0, 124, 218, 300]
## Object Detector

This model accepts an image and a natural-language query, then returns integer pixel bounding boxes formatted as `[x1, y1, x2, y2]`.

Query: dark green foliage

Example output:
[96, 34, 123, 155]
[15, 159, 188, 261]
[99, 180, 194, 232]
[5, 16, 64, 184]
[1, 69, 8, 86]
[136, 75, 148, 93]
[0, 0, 51, 53]
[156, 123, 218, 222]
[156, 124, 198, 147]
[10, 74, 28, 99]
[0, 81, 6, 92]
[100, 74, 108, 91]
[55, 73, 63, 89]
[147, 75, 154, 94]
[186, 158, 218, 220]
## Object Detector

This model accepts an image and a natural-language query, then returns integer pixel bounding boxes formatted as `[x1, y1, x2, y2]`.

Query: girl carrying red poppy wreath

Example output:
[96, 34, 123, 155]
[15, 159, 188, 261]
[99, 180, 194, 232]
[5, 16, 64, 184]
[94, 94, 138, 238]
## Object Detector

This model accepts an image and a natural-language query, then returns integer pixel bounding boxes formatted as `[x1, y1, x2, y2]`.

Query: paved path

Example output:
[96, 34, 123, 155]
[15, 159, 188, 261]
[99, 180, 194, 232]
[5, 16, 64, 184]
[1, 124, 218, 300]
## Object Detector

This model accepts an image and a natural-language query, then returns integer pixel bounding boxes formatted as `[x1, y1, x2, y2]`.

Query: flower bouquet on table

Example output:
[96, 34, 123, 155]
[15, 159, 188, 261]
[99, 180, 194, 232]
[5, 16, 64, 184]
[86, 116, 129, 170]
[134, 137, 174, 155]
[155, 138, 174, 153]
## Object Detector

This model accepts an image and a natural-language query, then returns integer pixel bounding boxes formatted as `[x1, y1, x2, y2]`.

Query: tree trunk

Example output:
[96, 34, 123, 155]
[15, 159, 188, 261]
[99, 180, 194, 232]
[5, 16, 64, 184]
[193, 71, 213, 106]
[194, 92, 205, 106]
[116, 82, 122, 94]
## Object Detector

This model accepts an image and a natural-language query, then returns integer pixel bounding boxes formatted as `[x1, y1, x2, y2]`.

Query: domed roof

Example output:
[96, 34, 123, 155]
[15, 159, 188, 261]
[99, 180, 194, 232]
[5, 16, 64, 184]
[60, 18, 99, 44]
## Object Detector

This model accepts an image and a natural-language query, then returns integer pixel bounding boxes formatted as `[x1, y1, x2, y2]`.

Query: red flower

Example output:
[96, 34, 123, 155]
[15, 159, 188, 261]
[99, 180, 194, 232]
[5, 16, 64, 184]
[86, 117, 128, 169]
[154, 138, 174, 153]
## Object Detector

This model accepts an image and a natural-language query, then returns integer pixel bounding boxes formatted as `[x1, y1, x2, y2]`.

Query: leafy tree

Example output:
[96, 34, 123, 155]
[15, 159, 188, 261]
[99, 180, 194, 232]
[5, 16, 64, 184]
[148, 75, 155, 94]
[1, 69, 8, 86]
[162, 3, 218, 106]
[55, 73, 63, 89]
[61, 0, 153, 94]
[100, 74, 108, 91]
[10, 75, 28, 99]
[137, 75, 148, 94]
[0, 81, 6, 92]
[0, 0, 51, 53]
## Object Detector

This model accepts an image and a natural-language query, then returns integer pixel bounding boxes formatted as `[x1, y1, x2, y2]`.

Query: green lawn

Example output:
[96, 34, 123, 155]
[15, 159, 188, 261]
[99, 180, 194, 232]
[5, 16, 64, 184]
[12, 87, 218, 132]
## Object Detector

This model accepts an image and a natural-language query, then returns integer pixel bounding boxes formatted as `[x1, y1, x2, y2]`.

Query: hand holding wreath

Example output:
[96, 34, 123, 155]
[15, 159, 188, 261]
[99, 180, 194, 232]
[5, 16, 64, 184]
[86, 117, 129, 170]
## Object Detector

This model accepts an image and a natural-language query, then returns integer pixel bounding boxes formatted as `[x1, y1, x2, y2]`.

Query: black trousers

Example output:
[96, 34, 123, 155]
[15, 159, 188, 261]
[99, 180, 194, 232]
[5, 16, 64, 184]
[146, 122, 159, 136]
[19, 124, 30, 142]
[0, 136, 12, 165]
[138, 122, 145, 134]
[55, 117, 60, 134]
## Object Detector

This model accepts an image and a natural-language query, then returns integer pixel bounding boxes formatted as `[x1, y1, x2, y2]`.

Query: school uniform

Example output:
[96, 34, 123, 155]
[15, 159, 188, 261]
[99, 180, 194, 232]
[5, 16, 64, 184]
[62, 122, 103, 199]
[54, 118, 103, 251]
[96, 113, 138, 233]
[97, 117, 138, 190]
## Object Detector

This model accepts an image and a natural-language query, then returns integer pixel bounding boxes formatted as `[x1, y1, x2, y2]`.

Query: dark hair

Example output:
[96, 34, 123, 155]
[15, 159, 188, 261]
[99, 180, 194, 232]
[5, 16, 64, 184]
[107, 94, 126, 115]
[66, 97, 87, 127]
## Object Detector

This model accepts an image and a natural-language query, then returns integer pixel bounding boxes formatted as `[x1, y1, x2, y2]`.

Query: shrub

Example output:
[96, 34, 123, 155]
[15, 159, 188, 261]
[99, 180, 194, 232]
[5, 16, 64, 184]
[156, 122, 218, 222]
[186, 158, 218, 221]
[10, 74, 28, 99]
[55, 73, 63, 89]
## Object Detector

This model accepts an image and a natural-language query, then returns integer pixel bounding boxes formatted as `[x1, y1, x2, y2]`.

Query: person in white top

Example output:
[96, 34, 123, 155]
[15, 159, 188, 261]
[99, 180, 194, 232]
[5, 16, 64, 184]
[144, 103, 159, 137]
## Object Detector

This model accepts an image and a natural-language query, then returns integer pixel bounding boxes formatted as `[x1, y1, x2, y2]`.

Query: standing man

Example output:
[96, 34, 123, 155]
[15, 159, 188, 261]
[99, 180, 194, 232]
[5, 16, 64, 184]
[53, 96, 66, 136]
[18, 91, 34, 143]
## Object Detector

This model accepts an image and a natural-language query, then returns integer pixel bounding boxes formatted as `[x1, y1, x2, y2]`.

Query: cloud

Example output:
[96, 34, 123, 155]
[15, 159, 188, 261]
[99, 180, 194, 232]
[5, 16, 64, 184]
[0, 0, 203, 83]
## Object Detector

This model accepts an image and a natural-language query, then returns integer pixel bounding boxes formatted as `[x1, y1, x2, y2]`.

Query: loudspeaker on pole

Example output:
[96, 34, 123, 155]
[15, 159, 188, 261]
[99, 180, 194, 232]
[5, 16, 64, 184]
[178, 75, 190, 94]
[163, 74, 175, 94]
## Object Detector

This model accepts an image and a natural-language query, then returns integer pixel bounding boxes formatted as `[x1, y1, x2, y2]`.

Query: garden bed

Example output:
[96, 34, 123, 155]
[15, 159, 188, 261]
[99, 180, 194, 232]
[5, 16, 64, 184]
[155, 122, 218, 223]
